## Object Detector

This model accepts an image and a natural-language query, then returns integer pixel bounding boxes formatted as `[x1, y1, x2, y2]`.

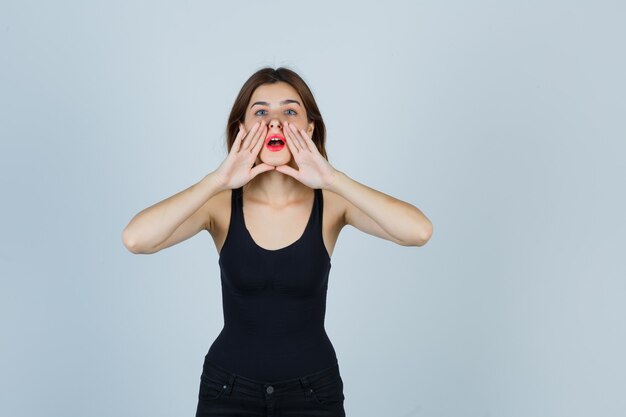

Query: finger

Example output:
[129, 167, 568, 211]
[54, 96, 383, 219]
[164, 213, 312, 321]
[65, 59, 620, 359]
[289, 123, 307, 151]
[299, 127, 317, 153]
[251, 122, 268, 156]
[275, 164, 299, 179]
[250, 163, 275, 178]
[241, 122, 260, 151]
[250, 122, 267, 152]
[284, 122, 301, 152]
[247, 121, 266, 152]
[283, 124, 300, 154]
[231, 122, 246, 153]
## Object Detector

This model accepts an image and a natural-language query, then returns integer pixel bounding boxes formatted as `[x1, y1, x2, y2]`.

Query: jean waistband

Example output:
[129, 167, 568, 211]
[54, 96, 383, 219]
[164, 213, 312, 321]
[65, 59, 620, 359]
[201, 359, 341, 399]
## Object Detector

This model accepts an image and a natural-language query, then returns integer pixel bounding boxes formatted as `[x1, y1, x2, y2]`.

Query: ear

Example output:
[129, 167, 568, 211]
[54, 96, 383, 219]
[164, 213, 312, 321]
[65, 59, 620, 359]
[307, 121, 315, 137]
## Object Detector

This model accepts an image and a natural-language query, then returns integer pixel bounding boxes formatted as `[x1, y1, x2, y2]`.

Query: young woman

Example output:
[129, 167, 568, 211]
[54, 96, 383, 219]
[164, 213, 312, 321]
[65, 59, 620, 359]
[122, 67, 433, 416]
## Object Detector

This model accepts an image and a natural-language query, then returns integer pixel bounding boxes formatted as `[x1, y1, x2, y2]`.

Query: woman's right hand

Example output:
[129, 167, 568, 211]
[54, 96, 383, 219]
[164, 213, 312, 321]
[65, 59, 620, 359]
[213, 121, 275, 190]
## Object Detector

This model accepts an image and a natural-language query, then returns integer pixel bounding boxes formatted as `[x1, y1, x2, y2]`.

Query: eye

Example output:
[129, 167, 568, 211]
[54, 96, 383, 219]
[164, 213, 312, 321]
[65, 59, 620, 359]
[254, 109, 298, 116]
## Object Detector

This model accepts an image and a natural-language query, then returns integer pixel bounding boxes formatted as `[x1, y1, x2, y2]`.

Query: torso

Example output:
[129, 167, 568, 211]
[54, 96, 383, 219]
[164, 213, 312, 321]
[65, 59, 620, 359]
[205, 184, 342, 381]
[207, 187, 346, 259]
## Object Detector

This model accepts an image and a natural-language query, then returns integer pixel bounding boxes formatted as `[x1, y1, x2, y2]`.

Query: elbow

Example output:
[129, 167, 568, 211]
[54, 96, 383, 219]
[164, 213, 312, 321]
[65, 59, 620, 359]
[405, 221, 433, 247]
[419, 222, 433, 246]
[122, 227, 147, 254]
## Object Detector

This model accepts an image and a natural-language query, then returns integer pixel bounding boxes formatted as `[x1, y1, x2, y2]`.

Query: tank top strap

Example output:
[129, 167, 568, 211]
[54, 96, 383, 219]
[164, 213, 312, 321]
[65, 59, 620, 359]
[311, 187, 330, 261]
[232, 186, 243, 209]
[302, 187, 322, 248]
[311, 188, 323, 230]
[227, 186, 244, 231]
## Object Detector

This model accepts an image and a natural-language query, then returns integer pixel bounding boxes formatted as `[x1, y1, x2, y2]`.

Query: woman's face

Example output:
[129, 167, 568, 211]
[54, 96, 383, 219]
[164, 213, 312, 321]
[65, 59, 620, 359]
[244, 82, 314, 167]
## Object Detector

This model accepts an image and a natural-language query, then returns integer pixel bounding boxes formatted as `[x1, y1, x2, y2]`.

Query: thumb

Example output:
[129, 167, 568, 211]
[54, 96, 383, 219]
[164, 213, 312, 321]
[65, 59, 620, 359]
[250, 163, 275, 178]
[275, 164, 299, 179]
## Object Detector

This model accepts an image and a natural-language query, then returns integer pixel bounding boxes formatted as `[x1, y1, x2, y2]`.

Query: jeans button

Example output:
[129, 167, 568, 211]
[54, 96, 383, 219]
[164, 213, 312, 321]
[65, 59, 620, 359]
[266, 385, 274, 394]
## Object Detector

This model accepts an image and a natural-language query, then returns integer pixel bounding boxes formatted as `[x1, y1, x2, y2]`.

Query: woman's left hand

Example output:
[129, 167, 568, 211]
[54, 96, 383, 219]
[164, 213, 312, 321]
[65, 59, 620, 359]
[275, 122, 339, 190]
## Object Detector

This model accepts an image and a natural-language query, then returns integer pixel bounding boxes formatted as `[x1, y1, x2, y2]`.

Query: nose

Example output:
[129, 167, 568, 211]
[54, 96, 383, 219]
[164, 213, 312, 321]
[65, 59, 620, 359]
[267, 118, 282, 129]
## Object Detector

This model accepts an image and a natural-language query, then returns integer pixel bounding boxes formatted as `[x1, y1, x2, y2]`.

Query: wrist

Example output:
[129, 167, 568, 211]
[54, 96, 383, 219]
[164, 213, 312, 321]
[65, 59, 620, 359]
[324, 169, 344, 192]
[204, 170, 227, 193]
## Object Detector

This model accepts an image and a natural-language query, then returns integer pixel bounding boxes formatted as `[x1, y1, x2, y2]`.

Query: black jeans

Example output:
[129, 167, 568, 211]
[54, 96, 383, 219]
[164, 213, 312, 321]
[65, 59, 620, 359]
[195, 359, 346, 417]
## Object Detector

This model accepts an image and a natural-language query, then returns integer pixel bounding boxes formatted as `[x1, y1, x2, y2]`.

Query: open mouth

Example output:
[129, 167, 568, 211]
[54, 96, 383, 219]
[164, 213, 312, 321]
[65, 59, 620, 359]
[266, 134, 285, 151]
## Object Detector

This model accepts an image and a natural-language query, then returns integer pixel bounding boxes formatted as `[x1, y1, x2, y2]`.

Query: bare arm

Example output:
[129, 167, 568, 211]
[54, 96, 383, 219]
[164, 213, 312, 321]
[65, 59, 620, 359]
[121, 171, 226, 254]
[121, 121, 274, 254]
[274, 121, 432, 247]
[328, 171, 433, 247]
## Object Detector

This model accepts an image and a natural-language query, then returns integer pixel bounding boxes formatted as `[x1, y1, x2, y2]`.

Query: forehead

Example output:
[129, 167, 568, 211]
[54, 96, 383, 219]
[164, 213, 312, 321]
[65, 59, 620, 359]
[249, 82, 301, 104]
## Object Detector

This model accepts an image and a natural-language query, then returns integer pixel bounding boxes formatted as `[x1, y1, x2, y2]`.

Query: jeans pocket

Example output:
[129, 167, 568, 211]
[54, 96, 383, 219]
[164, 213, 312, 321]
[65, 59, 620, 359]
[199, 373, 228, 401]
[309, 373, 345, 405]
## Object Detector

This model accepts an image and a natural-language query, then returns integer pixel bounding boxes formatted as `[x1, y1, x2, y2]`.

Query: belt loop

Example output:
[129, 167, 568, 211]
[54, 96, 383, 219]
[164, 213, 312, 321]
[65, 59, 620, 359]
[300, 376, 313, 399]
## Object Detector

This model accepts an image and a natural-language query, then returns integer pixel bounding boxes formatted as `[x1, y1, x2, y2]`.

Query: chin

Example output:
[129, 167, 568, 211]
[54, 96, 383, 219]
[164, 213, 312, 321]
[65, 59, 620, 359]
[258, 149, 292, 166]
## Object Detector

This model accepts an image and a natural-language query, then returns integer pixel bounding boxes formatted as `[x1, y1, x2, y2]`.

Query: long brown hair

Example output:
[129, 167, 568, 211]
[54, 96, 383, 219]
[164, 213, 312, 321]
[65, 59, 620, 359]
[224, 67, 329, 161]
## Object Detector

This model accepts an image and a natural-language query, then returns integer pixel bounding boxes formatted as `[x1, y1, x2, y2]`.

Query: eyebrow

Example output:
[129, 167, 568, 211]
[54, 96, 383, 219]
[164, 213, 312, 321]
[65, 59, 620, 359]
[250, 99, 301, 109]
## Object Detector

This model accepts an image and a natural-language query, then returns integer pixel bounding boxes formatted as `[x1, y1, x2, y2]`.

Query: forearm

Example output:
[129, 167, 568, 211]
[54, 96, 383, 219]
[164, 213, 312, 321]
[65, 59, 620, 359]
[122, 170, 225, 251]
[326, 170, 433, 245]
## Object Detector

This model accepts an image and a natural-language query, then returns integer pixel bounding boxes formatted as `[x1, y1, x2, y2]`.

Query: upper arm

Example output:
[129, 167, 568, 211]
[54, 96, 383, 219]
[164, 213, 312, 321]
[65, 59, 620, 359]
[149, 194, 219, 253]
[342, 197, 407, 246]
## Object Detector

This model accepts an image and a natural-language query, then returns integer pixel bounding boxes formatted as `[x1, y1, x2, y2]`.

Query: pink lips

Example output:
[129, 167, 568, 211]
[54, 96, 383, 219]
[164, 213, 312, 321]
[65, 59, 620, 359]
[265, 133, 285, 152]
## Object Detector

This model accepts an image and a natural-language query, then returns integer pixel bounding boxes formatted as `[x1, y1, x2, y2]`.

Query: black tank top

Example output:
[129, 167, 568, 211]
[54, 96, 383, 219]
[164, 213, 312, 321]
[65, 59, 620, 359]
[205, 185, 338, 381]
